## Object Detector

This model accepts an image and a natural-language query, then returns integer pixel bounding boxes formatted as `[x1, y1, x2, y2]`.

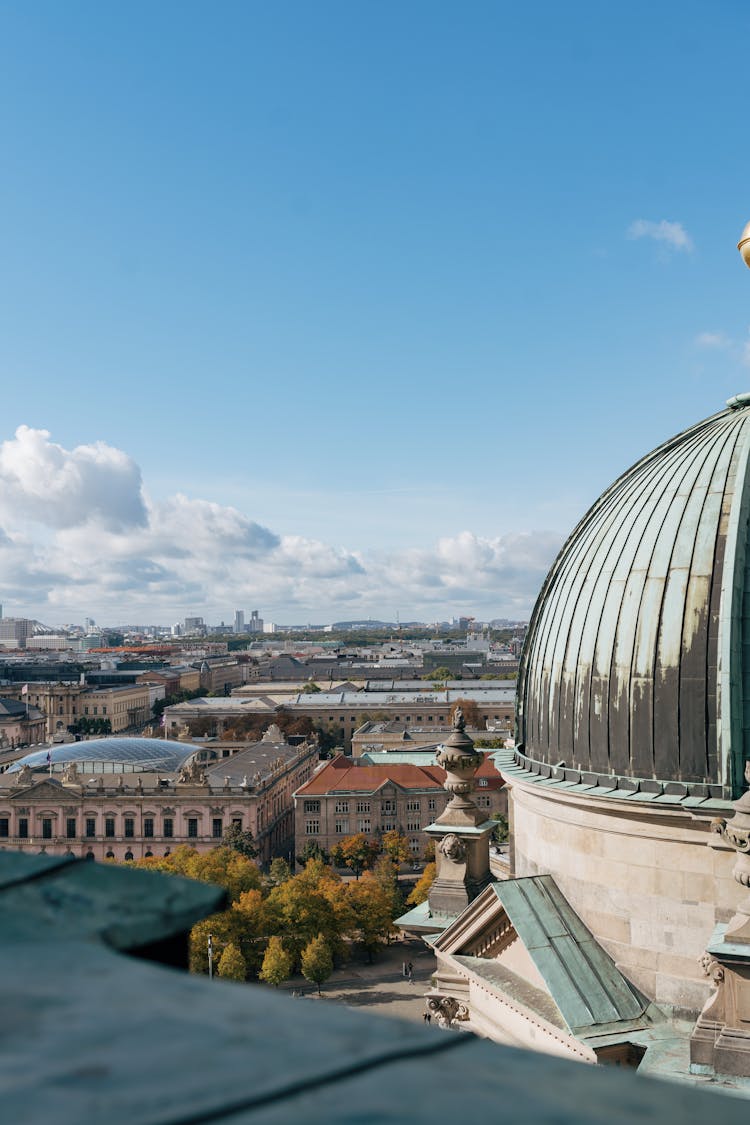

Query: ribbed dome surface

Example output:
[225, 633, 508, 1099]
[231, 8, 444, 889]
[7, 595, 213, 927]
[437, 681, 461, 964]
[8, 738, 195, 774]
[518, 399, 750, 797]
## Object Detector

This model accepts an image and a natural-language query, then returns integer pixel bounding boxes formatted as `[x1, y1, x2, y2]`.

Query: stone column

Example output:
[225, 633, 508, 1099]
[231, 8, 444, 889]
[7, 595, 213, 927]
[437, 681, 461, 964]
[426, 707, 494, 918]
[691, 763, 750, 1076]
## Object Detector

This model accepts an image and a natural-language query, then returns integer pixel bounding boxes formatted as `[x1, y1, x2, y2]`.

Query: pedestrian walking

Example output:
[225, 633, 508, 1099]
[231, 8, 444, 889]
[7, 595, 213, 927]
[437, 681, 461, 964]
[407, 961, 413, 975]
[402, 961, 407, 978]
[408, 969, 413, 984]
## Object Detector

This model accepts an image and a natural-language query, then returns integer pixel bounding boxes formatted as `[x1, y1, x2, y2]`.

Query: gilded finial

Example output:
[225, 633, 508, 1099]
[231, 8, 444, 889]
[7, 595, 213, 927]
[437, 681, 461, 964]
[739, 221, 750, 270]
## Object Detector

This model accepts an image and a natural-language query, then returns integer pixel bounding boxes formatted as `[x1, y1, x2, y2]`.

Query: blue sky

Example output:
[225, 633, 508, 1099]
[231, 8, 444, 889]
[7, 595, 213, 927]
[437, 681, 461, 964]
[1, 1, 749, 625]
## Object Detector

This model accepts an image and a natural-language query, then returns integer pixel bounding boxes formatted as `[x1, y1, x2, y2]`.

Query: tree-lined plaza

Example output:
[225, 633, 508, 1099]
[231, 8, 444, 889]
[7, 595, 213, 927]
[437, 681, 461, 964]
[134, 833, 435, 991]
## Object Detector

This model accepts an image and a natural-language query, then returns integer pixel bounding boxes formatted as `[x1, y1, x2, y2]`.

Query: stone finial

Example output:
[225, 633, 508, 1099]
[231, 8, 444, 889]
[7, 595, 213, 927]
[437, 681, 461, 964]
[434, 706, 485, 828]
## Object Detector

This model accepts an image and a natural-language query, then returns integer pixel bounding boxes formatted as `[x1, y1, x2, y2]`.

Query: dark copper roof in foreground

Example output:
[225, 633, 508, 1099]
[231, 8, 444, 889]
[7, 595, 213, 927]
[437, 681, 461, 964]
[518, 397, 750, 798]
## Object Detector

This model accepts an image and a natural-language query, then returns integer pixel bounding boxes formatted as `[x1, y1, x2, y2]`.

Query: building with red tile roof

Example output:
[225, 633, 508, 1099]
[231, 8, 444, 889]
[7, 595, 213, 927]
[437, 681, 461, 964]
[293, 753, 505, 860]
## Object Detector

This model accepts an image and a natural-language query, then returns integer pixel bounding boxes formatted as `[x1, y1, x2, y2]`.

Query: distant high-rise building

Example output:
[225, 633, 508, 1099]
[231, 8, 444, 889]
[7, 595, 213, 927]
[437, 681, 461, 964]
[0, 618, 32, 649]
[234, 610, 245, 634]
[249, 610, 264, 633]
[183, 616, 205, 634]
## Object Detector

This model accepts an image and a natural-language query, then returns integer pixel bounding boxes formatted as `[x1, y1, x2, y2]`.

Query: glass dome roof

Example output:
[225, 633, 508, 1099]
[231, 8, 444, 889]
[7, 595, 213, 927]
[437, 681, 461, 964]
[8, 738, 196, 774]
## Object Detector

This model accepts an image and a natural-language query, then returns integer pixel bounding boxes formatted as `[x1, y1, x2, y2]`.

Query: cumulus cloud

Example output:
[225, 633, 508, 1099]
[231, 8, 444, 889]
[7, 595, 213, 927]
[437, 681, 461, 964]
[628, 219, 693, 252]
[0, 426, 147, 531]
[0, 427, 560, 622]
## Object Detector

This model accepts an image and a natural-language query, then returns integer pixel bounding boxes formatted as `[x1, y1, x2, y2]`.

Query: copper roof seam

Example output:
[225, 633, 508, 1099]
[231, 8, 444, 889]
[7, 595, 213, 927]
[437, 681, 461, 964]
[519, 406, 746, 788]
[651, 417, 741, 782]
[543, 417, 723, 769]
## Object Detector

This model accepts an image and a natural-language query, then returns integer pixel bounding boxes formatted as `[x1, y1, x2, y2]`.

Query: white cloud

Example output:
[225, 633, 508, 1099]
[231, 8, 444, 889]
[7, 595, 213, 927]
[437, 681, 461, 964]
[0, 426, 147, 531]
[628, 219, 693, 252]
[694, 331, 730, 350]
[0, 427, 560, 622]
[692, 328, 750, 369]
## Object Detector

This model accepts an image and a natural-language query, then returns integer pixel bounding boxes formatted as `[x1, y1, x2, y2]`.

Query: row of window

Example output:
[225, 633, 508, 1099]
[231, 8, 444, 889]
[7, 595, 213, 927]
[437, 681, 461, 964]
[0, 817, 238, 840]
[305, 833, 424, 855]
[305, 797, 438, 817]
[323, 713, 511, 723]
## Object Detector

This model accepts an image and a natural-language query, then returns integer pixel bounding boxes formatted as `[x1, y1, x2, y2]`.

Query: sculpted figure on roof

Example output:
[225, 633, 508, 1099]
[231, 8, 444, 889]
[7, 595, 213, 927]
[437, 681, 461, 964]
[178, 759, 207, 785]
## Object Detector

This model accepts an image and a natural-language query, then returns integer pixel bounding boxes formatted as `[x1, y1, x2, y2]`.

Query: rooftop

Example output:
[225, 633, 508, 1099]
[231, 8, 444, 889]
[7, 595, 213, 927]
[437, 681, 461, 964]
[296, 754, 503, 796]
[6, 737, 196, 775]
[4, 850, 750, 1122]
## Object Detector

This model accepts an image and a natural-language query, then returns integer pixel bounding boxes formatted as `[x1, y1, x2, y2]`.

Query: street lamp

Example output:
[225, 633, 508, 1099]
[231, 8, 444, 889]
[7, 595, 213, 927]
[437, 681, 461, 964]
[739, 221, 750, 269]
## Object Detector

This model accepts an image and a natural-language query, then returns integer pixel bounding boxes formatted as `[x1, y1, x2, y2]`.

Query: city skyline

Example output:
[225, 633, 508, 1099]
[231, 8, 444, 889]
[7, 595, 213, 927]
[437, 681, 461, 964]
[1, 4, 749, 621]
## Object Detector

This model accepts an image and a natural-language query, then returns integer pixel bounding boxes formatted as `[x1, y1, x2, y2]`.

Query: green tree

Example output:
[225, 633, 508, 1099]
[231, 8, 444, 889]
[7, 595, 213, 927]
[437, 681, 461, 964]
[189, 912, 244, 975]
[371, 854, 403, 918]
[268, 857, 292, 885]
[266, 860, 351, 965]
[491, 812, 509, 843]
[135, 844, 262, 902]
[330, 832, 379, 879]
[259, 936, 292, 987]
[301, 933, 333, 993]
[302, 681, 322, 693]
[381, 829, 409, 868]
[407, 862, 436, 905]
[217, 941, 247, 981]
[223, 821, 259, 859]
[347, 875, 395, 962]
[423, 666, 453, 681]
[296, 839, 329, 867]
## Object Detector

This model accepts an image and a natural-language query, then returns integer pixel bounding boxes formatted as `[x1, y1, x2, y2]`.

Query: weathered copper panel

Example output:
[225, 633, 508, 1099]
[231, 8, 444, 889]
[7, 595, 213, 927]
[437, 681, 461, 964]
[518, 405, 750, 796]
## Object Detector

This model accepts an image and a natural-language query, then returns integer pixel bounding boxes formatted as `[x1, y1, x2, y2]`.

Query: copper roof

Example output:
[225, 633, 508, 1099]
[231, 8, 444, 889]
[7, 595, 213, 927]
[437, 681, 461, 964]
[518, 398, 750, 797]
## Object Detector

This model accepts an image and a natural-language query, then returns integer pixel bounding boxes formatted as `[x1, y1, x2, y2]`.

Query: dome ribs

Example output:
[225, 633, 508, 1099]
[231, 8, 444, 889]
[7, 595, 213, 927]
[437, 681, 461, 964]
[519, 403, 750, 797]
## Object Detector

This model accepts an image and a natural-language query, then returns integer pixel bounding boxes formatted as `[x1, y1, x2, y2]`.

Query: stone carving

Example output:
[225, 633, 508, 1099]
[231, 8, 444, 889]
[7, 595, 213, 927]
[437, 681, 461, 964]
[62, 762, 79, 784]
[710, 762, 750, 942]
[699, 953, 724, 984]
[434, 708, 484, 806]
[439, 834, 467, 864]
[178, 760, 207, 785]
[15, 765, 33, 786]
[426, 995, 470, 1030]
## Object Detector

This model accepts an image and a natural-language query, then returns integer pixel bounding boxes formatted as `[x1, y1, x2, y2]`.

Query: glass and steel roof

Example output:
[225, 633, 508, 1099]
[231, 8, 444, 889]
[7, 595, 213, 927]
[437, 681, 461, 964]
[7, 738, 195, 774]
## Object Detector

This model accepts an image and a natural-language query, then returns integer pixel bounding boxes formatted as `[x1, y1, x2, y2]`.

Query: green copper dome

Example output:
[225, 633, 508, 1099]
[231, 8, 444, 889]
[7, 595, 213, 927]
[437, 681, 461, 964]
[517, 397, 750, 800]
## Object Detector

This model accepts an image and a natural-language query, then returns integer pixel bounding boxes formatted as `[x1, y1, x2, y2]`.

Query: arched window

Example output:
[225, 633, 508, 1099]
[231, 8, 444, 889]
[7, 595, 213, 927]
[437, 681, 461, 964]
[124, 850, 134, 861]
